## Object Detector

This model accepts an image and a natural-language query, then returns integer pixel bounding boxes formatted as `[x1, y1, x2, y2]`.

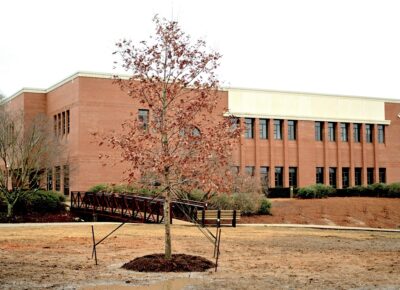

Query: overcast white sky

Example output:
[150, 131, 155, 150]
[1, 0, 399, 99]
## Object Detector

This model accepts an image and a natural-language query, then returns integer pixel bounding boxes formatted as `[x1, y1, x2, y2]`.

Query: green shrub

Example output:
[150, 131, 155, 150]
[258, 198, 272, 215]
[208, 193, 233, 210]
[232, 192, 259, 215]
[367, 183, 389, 197]
[297, 184, 334, 199]
[88, 184, 111, 193]
[15, 190, 66, 214]
[187, 189, 207, 202]
[208, 192, 271, 215]
[387, 182, 400, 198]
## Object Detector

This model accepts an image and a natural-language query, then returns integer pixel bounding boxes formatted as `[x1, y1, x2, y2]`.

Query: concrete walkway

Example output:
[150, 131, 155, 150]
[1, 221, 399, 233]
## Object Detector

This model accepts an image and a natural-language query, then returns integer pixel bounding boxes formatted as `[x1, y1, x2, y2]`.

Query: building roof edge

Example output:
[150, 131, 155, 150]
[223, 86, 400, 104]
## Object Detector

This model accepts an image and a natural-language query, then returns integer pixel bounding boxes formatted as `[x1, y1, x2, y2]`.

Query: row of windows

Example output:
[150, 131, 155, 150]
[315, 122, 385, 143]
[316, 167, 386, 188]
[245, 118, 296, 140]
[244, 118, 385, 143]
[236, 166, 387, 189]
[47, 165, 69, 195]
[242, 166, 298, 188]
[53, 110, 70, 137]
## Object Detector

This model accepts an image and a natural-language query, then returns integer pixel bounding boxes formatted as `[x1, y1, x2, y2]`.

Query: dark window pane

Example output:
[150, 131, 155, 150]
[274, 120, 282, 140]
[328, 122, 336, 142]
[138, 109, 149, 130]
[245, 118, 254, 139]
[63, 165, 69, 196]
[245, 166, 255, 176]
[365, 124, 373, 143]
[259, 119, 268, 139]
[342, 167, 350, 188]
[288, 120, 296, 140]
[378, 125, 385, 143]
[289, 167, 297, 187]
[367, 168, 374, 185]
[47, 168, 53, 191]
[55, 166, 61, 191]
[316, 167, 324, 184]
[341, 123, 348, 142]
[355, 168, 362, 186]
[329, 167, 337, 188]
[379, 168, 386, 183]
[315, 122, 323, 141]
[353, 124, 361, 143]
[275, 167, 283, 187]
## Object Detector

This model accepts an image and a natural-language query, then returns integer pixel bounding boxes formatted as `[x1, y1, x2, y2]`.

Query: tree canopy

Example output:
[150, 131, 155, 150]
[103, 16, 240, 258]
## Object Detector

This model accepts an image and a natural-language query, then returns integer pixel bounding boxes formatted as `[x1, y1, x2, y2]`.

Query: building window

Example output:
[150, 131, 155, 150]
[379, 168, 386, 183]
[342, 167, 350, 188]
[289, 167, 297, 187]
[230, 117, 240, 131]
[329, 167, 337, 188]
[57, 113, 61, 136]
[274, 120, 282, 140]
[53, 115, 57, 136]
[67, 110, 70, 134]
[328, 122, 336, 142]
[288, 120, 296, 140]
[259, 119, 268, 139]
[275, 167, 283, 187]
[231, 166, 240, 175]
[47, 168, 53, 191]
[316, 167, 324, 184]
[353, 124, 361, 143]
[55, 166, 60, 191]
[138, 109, 149, 130]
[63, 165, 70, 196]
[315, 122, 323, 141]
[62, 112, 66, 135]
[245, 166, 255, 176]
[244, 118, 254, 139]
[355, 167, 362, 186]
[365, 124, 373, 143]
[260, 166, 269, 194]
[367, 168, 374, 185]
[340, 123, 348, 142]
[377, 125, 385, 143]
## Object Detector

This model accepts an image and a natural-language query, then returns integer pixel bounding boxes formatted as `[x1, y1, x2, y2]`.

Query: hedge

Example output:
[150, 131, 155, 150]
[13, 190, 66, 214]
[297, 183, 400, 199]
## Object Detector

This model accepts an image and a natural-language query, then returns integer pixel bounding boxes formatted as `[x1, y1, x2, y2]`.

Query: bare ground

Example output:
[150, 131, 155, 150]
[0, 223, 399, 289]
[241, 197, 400, 229]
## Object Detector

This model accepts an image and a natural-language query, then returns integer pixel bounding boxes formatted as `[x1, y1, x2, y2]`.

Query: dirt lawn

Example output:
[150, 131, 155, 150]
[0, 223, 399, 289]
[241, 197, 400, 229]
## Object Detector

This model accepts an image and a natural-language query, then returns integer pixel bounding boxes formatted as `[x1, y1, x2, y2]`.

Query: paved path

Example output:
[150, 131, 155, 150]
[1, 221, 399, 233]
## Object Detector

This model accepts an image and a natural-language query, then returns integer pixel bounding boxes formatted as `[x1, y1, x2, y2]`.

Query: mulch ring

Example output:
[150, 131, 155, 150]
[122, 253, 215, 272]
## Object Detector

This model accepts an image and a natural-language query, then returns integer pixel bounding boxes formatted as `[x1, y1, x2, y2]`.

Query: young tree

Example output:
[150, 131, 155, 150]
[0, 109, 60, 218]
[106, 16, 240, 259]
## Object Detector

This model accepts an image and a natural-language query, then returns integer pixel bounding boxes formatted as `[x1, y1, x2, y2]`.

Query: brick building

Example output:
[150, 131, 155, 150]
[2, 72, 400, 195]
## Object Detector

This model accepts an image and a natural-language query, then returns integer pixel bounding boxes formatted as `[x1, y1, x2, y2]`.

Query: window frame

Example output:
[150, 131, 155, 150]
[274, 120, 282, 140]
[274, 166, 283, 187]
[315, 122, 323, 141]
[259, 119, 268, 139]
[328, 122, 336, 142]
[244, 118, 254, 139]
[340, 123, 348, 142]
[377, 125, 385, 144]
[288, 120, 296, 141]
[353, 123, 361, 143]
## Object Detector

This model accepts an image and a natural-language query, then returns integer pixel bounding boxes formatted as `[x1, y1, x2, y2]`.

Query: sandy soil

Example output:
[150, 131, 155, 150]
[0, 223, 399, 289]
[241, 197, 400, 229]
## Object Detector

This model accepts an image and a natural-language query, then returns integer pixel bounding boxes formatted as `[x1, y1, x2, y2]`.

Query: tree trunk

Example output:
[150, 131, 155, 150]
[164, 190, 172, 259]
[7, 203, 13, 218]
